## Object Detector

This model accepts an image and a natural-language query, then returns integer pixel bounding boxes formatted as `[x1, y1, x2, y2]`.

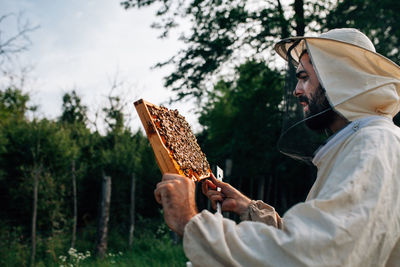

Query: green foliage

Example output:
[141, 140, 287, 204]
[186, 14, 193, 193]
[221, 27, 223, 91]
[323, 0, 400, 64]
[199, 61, 314, 213]
[0, 223, 186, 267]
[0, 224, 29, 267]
[4, 1, 400, 263]
[199, 61, 283, 167]
[0, 87, 35, 122]
[0, 87, 166, 265]
[60, 90, 88, 126]
[0, 118, 76, 233]
[102, 95, 125, 134]
[121, 0, 311, 101]
[122, 0, 400, 102]
[76, 224, 187, 267]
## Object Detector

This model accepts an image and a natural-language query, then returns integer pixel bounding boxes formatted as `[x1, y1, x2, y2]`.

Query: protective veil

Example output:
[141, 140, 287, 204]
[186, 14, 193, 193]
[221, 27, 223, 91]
[277, 42, 331, 162]
[182, 29, 400, 266]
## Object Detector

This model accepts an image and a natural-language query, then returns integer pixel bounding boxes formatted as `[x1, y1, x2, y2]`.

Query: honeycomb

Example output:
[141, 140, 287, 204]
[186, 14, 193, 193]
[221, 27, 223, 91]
[148, 105, 210, 181]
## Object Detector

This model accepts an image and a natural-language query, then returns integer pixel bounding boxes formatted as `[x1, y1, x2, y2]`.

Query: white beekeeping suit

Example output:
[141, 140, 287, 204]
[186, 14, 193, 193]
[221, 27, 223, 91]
[183, 29, 400, 267]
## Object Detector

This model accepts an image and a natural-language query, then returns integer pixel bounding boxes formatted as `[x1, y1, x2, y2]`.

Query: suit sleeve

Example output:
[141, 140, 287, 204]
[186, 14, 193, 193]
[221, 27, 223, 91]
[240, 200, 283, 229]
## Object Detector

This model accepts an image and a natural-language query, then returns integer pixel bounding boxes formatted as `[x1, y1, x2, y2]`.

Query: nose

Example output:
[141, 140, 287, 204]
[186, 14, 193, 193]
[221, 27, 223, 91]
[293, 82, 304, 97]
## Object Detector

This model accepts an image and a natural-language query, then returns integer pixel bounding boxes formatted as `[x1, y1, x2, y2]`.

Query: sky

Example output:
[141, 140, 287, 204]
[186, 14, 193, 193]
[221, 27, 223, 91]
[0, 0, 199, 132]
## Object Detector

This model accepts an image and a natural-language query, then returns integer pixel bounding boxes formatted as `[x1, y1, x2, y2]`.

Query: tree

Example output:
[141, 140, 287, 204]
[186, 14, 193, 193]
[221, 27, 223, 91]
[0, 118, 76, 235]
[322, 0, 400, 64]
[0, 12, 38, 124]
[59, 90, 91, 248]
[0, 87, 33, 178]
[102, 95, 124, 135]
[198, 61, 314, 213]
[0, 86, 171, 265]
[123, 0, 400, 102]
[60, 90, 88, 126]
[0, 87, 34, 122]
[0, 12, 38, 92]
[0, 12, 39, 65]
[121, 0, 312, 101]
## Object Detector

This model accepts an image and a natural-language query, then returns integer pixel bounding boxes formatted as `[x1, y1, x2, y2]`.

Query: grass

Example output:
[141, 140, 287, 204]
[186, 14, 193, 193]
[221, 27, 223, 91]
[81, 234, 187, 267]
[0, 222, 188, 267]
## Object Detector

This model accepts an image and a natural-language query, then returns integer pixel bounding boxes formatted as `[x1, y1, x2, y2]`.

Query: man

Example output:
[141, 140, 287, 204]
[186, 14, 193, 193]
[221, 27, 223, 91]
[155, 28, 400, 266]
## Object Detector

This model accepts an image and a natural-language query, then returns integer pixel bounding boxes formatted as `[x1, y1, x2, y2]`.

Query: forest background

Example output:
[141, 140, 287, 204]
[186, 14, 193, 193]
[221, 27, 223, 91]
[1, 0, 400, 266]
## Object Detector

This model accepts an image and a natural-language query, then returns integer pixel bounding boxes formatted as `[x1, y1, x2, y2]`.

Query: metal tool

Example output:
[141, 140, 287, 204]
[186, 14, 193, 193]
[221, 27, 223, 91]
[216, 166, 223, 214]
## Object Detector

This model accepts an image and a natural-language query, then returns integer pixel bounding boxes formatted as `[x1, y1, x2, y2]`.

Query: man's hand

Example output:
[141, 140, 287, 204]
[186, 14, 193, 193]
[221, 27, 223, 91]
[154, 173, 198, 236]
[202, 173, 251, 216]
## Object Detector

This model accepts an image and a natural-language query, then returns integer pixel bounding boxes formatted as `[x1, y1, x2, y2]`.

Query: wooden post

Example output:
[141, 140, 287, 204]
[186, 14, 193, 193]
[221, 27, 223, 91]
[96, 173, 112, 259]
[129, 173, 136, 247]
[30, 165, 40, 267]
[71, 160, 77, 249]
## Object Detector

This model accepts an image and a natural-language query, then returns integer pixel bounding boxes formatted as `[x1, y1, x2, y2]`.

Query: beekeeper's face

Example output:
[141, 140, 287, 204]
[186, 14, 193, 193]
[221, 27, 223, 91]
[294, 53, 322, 116]
[294, 52, 334, 130]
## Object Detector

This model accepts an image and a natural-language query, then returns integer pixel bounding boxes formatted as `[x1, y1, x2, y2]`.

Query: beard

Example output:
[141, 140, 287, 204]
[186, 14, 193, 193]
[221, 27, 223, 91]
[300, 85, 337, 131]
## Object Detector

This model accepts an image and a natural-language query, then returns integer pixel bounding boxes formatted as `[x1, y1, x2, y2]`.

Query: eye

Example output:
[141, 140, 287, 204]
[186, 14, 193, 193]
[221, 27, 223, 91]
[299, 74, 308, 81]
[295, 70, 308, 81]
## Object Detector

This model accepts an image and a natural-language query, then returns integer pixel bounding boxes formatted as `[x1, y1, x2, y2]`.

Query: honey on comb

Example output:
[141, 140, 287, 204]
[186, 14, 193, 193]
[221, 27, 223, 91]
[148, 105, 210, 180]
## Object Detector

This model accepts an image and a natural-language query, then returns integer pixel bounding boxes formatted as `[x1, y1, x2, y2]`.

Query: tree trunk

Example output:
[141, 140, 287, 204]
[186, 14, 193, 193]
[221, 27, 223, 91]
[224, 159, 233, 177]
[265, 175, 273, 203]
[277, 0, 290, 38]
[30, 165, 40, 267]
[71, 160, 77, 249]
[293, 0, 305, 36]
[129, 173, 136, 247]
[96, 173, 112, 259]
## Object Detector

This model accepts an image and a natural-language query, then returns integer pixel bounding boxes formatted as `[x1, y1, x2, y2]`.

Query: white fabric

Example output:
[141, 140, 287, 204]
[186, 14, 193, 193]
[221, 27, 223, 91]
[317, 28, 375, 52]
[306, 38, 400, 121]
[184, 118, 400, 266]
[240, 200, 283, 229]
[312, 116, 388, 165]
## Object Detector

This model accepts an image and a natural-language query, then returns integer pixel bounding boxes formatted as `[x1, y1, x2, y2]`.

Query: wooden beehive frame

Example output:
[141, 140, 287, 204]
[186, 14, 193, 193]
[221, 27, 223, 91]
[134, 99, 210, 181]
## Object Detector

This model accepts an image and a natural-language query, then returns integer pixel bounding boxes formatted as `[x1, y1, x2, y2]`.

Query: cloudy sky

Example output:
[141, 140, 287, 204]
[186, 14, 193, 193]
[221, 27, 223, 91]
[1, 0, 198, 132]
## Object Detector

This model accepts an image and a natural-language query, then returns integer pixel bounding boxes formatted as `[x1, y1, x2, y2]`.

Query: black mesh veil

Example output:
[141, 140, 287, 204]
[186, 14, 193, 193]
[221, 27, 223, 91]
[277, 40, 333, 163]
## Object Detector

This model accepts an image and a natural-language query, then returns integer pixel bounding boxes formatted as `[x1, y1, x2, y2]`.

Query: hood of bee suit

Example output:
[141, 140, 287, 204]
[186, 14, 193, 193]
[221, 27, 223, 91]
[274, 28, 400, 121]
